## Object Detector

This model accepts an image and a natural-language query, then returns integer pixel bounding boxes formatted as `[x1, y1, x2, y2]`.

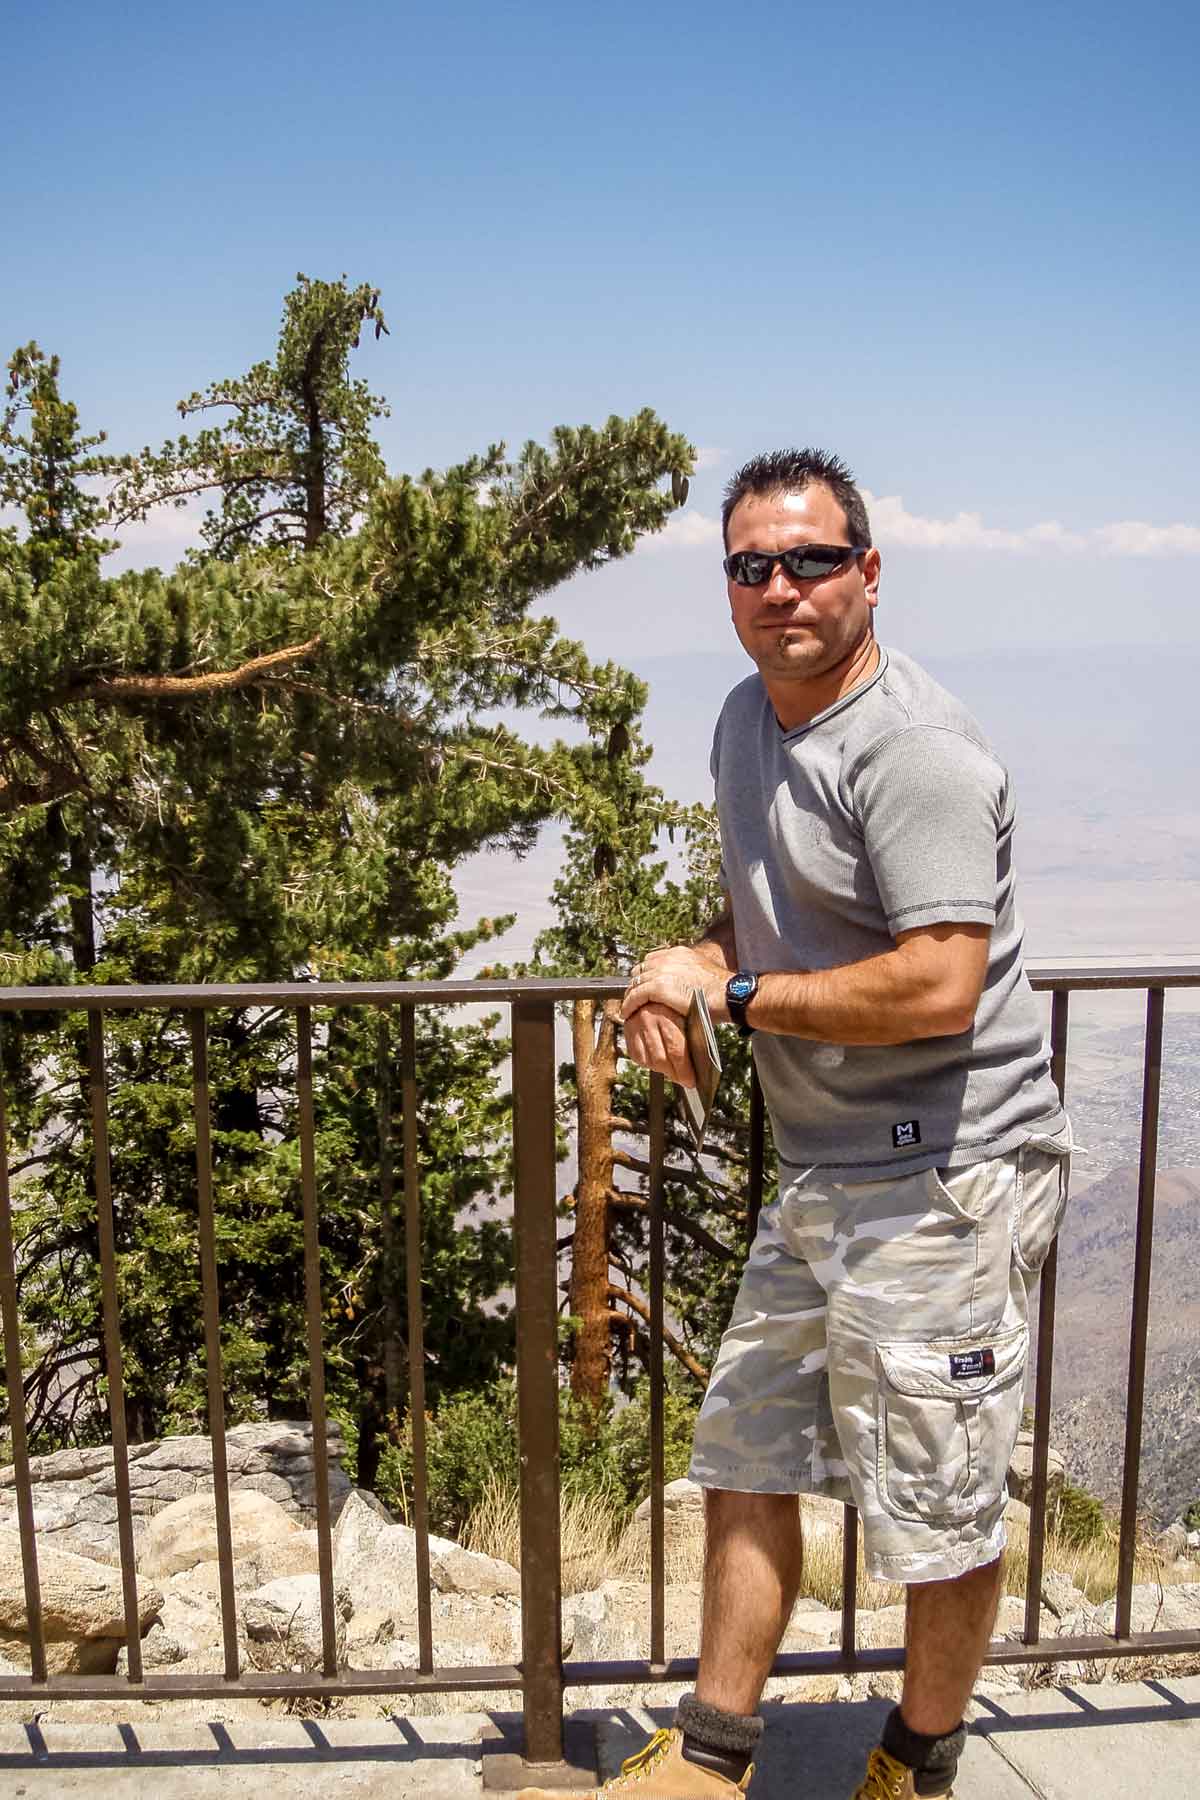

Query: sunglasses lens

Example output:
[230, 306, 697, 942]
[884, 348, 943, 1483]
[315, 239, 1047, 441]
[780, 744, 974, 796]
[780, 548, 845, 579]
[727, 552, 773, 584]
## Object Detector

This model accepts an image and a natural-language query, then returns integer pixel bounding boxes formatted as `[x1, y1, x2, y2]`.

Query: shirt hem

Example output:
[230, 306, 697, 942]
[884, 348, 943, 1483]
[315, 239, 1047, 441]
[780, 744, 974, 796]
[774, 1109, 1069, 1184]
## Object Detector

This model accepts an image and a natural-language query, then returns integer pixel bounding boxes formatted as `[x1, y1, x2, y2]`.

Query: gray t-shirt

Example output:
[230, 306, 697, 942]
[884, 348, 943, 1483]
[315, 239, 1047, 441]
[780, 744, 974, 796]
[712, 646, 1066, 1179]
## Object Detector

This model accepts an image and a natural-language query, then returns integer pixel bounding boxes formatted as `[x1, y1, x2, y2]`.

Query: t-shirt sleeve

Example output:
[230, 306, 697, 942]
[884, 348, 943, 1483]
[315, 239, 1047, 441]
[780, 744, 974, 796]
[851, 726, 1006, 934]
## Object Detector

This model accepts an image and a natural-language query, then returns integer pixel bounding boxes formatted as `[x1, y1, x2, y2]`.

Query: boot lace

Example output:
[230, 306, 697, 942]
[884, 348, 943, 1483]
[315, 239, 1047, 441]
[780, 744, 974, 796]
[852, 1745, 911, 1799]
[609, 1728, 677, 1786]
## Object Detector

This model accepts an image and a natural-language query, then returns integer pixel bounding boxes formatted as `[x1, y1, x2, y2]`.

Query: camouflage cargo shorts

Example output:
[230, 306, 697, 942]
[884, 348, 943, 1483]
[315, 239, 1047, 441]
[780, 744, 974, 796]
[689, 1126, 1072, 1583]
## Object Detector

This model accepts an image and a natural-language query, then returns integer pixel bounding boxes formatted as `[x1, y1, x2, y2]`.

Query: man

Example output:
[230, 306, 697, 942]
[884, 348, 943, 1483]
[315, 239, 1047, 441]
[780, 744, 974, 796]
[522, 449, 1070, 1800]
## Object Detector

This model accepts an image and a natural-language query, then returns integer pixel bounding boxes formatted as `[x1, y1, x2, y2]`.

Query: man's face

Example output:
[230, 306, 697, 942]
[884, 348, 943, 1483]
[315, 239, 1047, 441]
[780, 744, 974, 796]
[724, 484, 881, 686]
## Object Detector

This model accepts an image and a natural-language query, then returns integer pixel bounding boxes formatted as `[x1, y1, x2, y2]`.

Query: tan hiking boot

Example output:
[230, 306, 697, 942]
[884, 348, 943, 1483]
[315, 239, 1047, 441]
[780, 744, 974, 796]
[850, 1743, 955, 1799]
[515, 1727, 754, 1799]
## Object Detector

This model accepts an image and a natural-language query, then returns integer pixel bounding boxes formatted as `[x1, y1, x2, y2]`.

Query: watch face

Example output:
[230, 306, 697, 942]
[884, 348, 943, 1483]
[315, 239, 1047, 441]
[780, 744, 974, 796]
[728, 973, 756, 1002]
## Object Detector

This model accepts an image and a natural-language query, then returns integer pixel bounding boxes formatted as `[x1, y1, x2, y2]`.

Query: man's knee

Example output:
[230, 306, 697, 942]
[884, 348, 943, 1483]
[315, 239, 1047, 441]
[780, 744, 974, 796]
[906, 1552, 1004, 1599]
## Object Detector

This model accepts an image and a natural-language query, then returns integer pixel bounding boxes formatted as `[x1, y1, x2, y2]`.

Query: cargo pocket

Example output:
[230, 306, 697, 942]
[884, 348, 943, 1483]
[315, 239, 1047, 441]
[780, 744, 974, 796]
[876, 1325, 1027, 1525]
[1013, 1128, 1071, 1277]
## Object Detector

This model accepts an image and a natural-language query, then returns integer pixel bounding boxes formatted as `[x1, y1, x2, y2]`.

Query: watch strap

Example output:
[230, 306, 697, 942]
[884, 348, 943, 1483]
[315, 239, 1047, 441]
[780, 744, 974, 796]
[725, 971, 759, 1037]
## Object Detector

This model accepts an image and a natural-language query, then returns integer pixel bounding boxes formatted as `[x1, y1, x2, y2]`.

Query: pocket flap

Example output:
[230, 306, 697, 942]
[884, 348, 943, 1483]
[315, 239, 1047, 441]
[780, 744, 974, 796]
[877, 1326, 1028, 1400]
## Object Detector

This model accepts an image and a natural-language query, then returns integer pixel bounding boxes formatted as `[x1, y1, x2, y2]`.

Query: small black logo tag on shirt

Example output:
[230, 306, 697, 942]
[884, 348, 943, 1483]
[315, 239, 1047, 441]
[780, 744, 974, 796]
[892, 1119, 921, 1148]
[949, 1348, 996, 1381]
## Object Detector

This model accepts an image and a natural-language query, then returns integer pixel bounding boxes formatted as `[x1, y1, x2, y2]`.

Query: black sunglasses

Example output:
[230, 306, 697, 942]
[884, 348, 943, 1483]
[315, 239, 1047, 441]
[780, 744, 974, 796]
[722, 544, 868, 586]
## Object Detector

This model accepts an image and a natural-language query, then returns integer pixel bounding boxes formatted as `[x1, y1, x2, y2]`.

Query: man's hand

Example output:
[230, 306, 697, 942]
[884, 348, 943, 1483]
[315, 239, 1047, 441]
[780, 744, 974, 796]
[621, 943, 728, 1086]
[622, 1000, 698, 1087]
[623, 943, 729, 1022]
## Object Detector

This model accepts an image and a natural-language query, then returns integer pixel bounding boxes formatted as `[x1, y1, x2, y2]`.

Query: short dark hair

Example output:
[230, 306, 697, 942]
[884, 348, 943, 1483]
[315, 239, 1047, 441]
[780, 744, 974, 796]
[721, 448, 872, 550]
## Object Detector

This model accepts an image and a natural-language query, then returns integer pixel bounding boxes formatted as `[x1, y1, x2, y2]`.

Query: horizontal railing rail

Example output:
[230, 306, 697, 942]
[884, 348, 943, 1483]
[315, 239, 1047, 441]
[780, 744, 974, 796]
[0, 958, 1195, 1773]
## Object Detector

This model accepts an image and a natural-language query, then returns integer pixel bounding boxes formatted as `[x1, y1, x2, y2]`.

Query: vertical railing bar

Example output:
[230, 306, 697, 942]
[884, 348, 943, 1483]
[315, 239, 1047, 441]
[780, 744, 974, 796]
[511, 999, 564, 1767]
[1115, 986, 1164, 1638]
[189, 1010, 239, 1682]
[87, 1009, 143, 1684]
[746, 1064, 765, 1252]
[376, 1017, 402, 1441]
[840, 1504, 858, 1663]
[648, 1072, 666, 1668]
[1025, 987, 1070, 1642]
[0, 1025, 48, 1681]
[399, 1005, 433, 1674]
[295, 1006, 339, 1678]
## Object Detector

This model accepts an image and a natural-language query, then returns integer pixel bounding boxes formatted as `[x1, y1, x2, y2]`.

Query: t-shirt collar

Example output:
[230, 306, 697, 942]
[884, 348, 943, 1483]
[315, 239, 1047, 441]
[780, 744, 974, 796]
[771, 646, 890, 740]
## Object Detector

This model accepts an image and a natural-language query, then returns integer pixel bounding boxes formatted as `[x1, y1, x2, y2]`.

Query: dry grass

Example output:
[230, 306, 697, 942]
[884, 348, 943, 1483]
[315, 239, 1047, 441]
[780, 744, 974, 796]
[462, 1478, 1200, 1610]
[463, 1475, 638, 1596]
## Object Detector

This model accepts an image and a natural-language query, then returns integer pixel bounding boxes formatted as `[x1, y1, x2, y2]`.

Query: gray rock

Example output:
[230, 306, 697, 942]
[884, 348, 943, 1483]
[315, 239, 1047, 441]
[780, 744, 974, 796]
[139, 1489, 306, 1579]
[1091, 1581, 1200, 1637]
[0, 1422, 351, 1567]
[0, 1526, 162, 1674]
[115, 1620, 188, 1674]
[1041, 1569, 1088, 1619]
[1007, 1431, 1066, 1508]
[430, 1544, 520, 1599]
[241, 1572, 352, 1672]
[1157, 1521, 1189, 1558]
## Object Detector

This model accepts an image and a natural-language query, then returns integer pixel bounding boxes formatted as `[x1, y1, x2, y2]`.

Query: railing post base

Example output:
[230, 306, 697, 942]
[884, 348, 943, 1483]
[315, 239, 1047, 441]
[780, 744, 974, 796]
[481, 1718, 599, 1791]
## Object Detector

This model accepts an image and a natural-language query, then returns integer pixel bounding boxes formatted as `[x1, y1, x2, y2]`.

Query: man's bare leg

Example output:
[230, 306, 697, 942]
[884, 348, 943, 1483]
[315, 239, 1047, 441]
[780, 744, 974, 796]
[694, 1489, 803, 1714]
[901, 1555, 1005, 1734]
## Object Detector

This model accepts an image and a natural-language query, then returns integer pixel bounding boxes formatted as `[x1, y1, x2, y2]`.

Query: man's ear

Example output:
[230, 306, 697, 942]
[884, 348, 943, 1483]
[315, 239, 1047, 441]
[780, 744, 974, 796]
[863, 546, 882, 605]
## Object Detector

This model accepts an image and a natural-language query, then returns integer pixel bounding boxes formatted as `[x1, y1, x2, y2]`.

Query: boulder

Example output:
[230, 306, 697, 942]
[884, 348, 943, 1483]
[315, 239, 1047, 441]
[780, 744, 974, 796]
[1006, 1499, 1032, 1533]
[855, 1604, 908, 1651]
[1006, 1433, 1066, 1510]
[116, 1620, 189, 1674]
[241, 1572, 352, 1672]
[1091, 1582, 1200, 1638]
[0, 1527, 162, 1674]
[1157, 1520, 1188, 1559]
[621, 1479, 705, 1581]
[1041, 1570, 1087, 1620]
[0, 1422, 350, 1567]
[332, 1489, 429, 1626]
[430, 1544, 520, 1599]
[139, 1489, 307, 1580]
[331, 1488, 517, 1621]
[174, 1530, 320, 1598]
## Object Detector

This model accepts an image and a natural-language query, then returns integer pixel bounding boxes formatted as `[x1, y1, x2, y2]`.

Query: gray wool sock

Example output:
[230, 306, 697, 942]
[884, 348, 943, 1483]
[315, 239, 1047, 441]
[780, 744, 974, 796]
[675, 1692, 764, 1779]
[882, 1707, 967, 1793]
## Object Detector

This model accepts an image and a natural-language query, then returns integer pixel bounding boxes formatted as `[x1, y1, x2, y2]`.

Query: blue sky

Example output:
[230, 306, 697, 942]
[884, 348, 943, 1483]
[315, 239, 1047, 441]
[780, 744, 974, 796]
[6, 0, 1199, 659]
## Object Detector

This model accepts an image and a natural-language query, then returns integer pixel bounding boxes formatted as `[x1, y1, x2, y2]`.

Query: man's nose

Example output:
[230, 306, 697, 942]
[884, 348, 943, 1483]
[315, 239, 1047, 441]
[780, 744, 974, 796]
[764, 562, 802, 603]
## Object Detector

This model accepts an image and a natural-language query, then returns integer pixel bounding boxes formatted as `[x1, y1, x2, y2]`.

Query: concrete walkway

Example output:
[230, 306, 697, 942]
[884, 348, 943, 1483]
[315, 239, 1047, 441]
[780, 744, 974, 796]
[0, 1675, 1197, 1797]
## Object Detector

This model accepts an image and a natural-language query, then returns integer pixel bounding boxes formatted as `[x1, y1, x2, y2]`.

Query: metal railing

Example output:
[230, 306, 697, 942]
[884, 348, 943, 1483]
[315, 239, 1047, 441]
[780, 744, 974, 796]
[0, 961, 1196, 1772]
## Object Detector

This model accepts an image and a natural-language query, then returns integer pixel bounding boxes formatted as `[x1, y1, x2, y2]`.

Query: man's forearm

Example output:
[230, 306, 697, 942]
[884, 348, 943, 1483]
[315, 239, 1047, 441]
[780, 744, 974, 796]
[733, 931, 985, 1045]
[692, 907, 738, 974]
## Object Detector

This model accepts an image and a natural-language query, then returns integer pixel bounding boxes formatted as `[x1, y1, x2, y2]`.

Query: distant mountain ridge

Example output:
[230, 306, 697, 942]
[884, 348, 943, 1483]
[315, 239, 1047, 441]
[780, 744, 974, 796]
[1049, 1161, 1200, 1525]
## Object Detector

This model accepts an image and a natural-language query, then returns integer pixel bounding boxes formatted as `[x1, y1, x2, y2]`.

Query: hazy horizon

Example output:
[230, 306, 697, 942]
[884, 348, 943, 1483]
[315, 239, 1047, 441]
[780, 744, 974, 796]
[455, 640, 1200, 983]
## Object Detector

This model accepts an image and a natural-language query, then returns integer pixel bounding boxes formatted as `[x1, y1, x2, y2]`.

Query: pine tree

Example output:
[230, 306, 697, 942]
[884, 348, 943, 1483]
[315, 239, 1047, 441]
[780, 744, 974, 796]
[0, 280, 695, 1478]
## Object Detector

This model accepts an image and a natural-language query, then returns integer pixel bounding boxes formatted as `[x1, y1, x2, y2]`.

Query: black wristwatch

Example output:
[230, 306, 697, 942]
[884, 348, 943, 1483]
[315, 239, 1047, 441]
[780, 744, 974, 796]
[725, 970, 759, 1037]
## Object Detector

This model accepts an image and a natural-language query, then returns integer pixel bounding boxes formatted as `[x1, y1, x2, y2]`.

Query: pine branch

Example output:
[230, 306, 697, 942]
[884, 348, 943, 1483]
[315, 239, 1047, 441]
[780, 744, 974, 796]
[108, 467, 286, 527]
[607, 1188, 738, 1263]
[67, 635, 322, 701]
[606, 1283, 709, 1383]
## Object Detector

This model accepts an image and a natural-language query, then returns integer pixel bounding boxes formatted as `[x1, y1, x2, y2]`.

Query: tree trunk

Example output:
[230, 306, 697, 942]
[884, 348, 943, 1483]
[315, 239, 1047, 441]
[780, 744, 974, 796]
[568, 998, 620, 1411]
[300, 326, 328, 549]
[66, 831, 96, 974]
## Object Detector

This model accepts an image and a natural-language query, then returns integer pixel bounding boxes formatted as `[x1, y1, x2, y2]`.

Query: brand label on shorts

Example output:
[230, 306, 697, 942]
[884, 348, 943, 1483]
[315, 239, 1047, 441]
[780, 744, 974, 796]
[949, 1347, 996, 1381]
[891, 1119, 921, 1148]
